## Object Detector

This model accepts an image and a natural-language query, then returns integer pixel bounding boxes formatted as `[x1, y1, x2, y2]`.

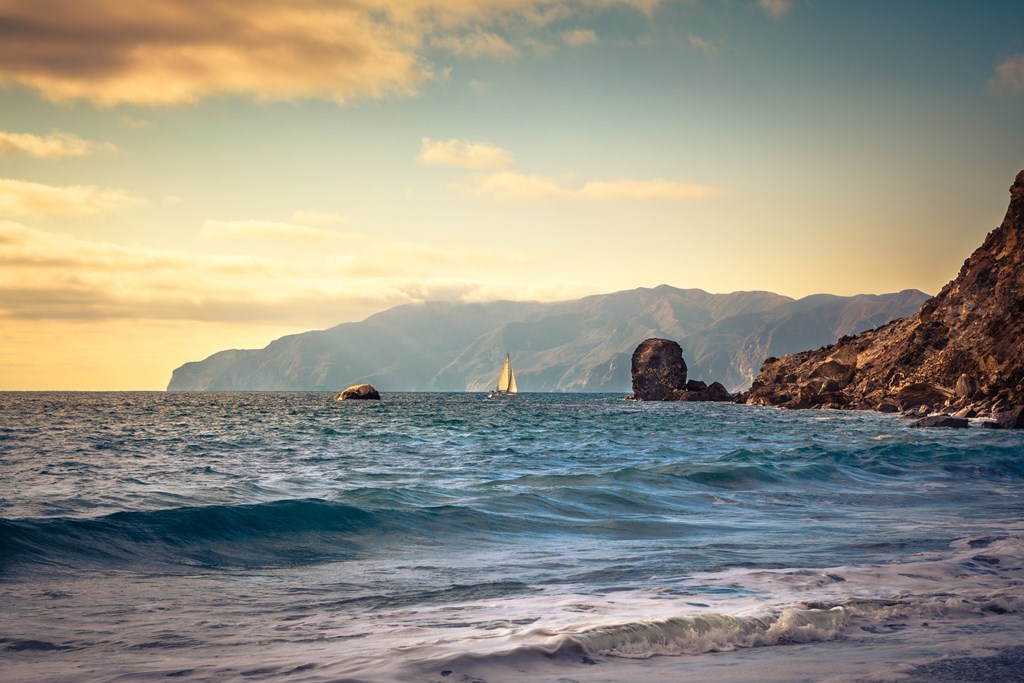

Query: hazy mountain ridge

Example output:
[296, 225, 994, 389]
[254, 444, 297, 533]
[167, 285, 928, 392]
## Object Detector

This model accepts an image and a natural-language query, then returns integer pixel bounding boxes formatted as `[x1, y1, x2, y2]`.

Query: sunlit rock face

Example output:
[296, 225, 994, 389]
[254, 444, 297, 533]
[748, 169, 1024, 421]
[334, 384, 380, 400]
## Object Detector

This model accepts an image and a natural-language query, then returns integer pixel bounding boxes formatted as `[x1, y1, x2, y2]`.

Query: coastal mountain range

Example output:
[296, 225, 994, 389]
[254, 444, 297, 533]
[168, 286, 927, 392]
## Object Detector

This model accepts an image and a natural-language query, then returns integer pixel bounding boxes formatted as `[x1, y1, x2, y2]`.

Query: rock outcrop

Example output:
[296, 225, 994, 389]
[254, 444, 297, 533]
[334, 384, 380, 400]
[747, 170, 1024, 420]
[630, 338, 688, 400]
[909, 415, 968, 429]
[628, 338, 736, 402]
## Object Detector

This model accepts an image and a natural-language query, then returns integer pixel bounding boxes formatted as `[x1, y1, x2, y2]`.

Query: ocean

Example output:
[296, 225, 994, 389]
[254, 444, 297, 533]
[2, 392, 1023, 682]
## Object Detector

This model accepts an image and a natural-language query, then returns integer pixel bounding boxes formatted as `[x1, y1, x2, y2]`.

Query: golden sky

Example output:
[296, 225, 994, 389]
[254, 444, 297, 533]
[1, 0, 1022, 389]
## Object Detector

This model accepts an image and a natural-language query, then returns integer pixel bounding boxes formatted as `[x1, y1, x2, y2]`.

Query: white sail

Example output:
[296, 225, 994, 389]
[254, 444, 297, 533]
[497, 355, 511, 391]
[494, 354, 518, 394]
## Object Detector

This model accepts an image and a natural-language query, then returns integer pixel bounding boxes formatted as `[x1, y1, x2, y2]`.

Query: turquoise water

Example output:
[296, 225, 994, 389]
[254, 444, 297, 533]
[2, 392, 1023, 681]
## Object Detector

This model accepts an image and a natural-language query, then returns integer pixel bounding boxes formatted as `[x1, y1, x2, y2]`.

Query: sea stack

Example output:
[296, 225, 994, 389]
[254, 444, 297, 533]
[629, 338, 735, 402]
[334, 384, 381, 400]
[630, 338, 688, 400]
[747, 169, 1024, 424]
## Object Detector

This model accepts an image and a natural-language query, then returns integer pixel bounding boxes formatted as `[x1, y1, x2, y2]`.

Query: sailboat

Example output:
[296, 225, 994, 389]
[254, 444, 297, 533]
[488, 353, 518, 397]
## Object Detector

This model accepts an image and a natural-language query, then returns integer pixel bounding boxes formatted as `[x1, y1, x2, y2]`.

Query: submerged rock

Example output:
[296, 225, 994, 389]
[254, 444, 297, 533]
[981, 406, 1024, 430]
[334, 384, 380, 400]
[909, 415, 969, 429]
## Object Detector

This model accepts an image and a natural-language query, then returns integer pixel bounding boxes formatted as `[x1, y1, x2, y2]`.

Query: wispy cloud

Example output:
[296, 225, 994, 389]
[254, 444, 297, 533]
[418, 137, 515, 169]
[0, 221, 593, 325]
[0, 130, 111, 159]
[0, 178, 144, 217]
[119, 116, 153, 129]
[563, 28, 598, 47]
[431, 30, 519, 59]
[757, 0, 793, 19]
[990, 54, 1024, 95]
[202, 219, 358, 242]
[454, 171, 724, 201]
[0, 0, 655, 106]
[687, 34, 718, 56]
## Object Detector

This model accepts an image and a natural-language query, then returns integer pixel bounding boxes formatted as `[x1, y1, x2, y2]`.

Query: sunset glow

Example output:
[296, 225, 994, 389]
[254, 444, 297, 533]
[1, 0, 1022, 389]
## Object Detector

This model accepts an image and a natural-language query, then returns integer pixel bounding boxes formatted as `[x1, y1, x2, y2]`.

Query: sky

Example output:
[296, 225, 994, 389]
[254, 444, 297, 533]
[1, 0, 1023, 390]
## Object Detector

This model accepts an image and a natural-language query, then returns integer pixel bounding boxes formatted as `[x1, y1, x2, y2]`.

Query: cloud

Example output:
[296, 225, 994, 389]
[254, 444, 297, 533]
[119, 116, 153, 129]
[990, 54, 1024, 95]
[757, 0, 793, 19]
[418, 137, 515, 169]
[202, 219, 357, 242]
[289, 211, 350, 227]
[563, 28, 598, 46]
[0, 0, 656, 106]
[0, 178, 144, 217]
[431, 30, 519, 59]
[454, 170, 724, 201]
[687, 34, 717, 56]
[0, 130, 110, 159]
[0, 220, 592, 325]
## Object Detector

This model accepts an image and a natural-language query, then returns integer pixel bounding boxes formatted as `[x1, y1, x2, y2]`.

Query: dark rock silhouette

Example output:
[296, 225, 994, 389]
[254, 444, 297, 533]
[629, 338, 688, 400]
[334, 384, 380, 400]
[982, 406, 1024, 430]
[748, 169, 1024, 424]
[628, 338, 735, 402]
[909, 415, 969, 429]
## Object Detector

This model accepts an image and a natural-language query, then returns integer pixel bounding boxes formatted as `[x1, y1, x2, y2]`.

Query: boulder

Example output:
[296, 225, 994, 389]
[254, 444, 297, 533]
[909, 415, 969, 429]
[679, 381, 734, 402]
[334, 383, 381, 400]
[685, 379, 708, 392]
[981, 406, 1024, 429]
[955, 374, 978, 399]
[630, 338, 687, 400]
[895, 382, 952, 412]
[808, 359, 855, 385]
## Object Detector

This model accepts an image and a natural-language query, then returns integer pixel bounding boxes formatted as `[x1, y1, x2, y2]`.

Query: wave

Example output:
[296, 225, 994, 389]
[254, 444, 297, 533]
[0, 499, 381, 572]
[0, 497, 562, 573]
[408, 588, 1024, 680]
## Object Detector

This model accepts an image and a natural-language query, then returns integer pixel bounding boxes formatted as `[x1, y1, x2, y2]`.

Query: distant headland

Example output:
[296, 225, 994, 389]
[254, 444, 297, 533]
[168, 287, 924, 393]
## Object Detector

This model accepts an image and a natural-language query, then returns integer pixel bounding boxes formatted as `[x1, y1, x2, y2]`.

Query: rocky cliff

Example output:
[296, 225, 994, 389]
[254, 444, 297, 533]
[747, 170, 1024, 417]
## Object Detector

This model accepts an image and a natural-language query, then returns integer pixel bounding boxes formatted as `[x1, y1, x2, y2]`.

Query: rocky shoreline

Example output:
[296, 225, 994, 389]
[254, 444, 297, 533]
[631, 169, 1024, 429]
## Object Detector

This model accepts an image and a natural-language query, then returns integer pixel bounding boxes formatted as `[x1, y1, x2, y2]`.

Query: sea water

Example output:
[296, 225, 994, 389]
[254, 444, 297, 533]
[2, 392, 1023, 682]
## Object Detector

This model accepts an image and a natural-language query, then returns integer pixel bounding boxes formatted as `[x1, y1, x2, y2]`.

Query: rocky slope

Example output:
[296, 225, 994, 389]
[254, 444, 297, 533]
[747, 169, 1024, 417]
[168, 286, 926, 392]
